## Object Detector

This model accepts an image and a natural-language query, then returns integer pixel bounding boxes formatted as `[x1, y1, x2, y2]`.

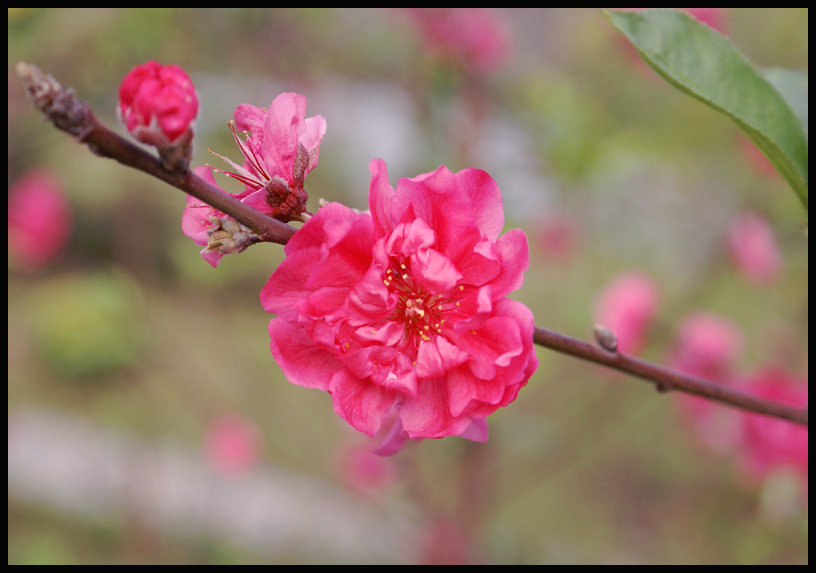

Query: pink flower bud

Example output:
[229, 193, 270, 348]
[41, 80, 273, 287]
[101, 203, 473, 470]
[118, 60, 198, 163]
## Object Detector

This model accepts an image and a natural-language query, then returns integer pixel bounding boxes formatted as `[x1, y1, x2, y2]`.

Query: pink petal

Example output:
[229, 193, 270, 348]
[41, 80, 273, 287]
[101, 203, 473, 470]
[415, 336, 469, 379]
[329, 368, 397, 436]
[268, 318, 341, 391]
[398, 378, 473, 439]
[368, 158, 397, 236]
[262, 92, 307, 181]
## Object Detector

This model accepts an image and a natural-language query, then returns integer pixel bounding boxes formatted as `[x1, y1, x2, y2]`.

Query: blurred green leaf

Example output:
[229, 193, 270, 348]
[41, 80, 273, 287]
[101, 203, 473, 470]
[605, 9, 808, 215]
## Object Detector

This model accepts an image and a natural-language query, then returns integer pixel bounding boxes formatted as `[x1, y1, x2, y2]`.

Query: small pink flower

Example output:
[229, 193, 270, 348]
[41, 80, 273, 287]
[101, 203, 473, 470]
[594, 272, 658, 355]
[261, 159, 537, 452]
[118, 60, 198, 146]
[212, 92, 327, 223]
[726, 211, 781, 285]
[205, 414, 262, 477]
[8, 168, 72, 272]
[399, 8, 512, 76]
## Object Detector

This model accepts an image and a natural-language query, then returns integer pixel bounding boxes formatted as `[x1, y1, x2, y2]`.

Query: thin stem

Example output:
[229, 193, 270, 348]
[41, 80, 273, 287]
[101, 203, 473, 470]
[16, 62, 807, 428]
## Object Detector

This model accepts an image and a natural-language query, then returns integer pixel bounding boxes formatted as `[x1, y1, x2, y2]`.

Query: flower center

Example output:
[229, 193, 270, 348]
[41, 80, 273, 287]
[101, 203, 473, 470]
[382, 258, 461, 354]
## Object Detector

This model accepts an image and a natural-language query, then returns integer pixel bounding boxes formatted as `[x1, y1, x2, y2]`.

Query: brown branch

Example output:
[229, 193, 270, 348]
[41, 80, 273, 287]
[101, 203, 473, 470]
[16, 62, 808, 428]
[535, 326, 808, 426]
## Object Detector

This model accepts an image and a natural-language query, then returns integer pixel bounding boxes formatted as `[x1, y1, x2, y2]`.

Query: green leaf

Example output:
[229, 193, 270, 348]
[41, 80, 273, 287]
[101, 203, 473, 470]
[605, 9, 808, 214]
[762, 67, 808, 139]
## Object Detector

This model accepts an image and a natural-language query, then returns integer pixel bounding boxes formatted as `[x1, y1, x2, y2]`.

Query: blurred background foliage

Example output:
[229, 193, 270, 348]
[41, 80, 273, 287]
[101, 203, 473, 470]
[8, 8, 808, 564]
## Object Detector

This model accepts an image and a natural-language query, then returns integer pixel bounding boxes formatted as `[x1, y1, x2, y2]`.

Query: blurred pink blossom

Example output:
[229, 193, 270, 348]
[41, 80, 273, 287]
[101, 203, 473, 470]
[399, 8, 512, 76]
[737, 368, 808, 492]
[594, 272, 659, 355]
[669, 312, 744, 381]
[8, 168, 72, 272]
[205, 415, 262, 477]
[669, 313, 745, 454]
[261, 159, 537, 453]
[726, 211, 781, 285]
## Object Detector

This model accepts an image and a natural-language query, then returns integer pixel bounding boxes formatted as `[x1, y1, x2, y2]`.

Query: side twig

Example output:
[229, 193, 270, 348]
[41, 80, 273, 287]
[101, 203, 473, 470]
[16, 62, 807, 428]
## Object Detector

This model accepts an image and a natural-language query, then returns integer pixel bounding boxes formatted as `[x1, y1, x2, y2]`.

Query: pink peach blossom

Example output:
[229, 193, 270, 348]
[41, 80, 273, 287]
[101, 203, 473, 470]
[261, 159, 537, 452]
[726, 211, 781, 284]
[212, 92, 326, 223]
[594, 272, 658, 355]
[8, 168, 72, 272]
[181, 92, 326, 265]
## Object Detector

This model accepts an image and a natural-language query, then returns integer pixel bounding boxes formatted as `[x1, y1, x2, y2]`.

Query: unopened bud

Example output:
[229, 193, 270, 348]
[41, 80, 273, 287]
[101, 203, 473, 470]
[593, 323, 619, 353]
[118, 60, 198, 172]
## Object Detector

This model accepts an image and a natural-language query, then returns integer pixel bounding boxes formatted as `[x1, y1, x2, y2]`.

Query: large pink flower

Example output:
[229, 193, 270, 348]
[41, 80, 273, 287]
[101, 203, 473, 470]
[261, 159, 537, 451]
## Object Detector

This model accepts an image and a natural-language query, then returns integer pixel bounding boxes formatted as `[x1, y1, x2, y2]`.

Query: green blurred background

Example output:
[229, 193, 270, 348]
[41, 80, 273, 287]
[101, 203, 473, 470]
[8, 8, 808, 564]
